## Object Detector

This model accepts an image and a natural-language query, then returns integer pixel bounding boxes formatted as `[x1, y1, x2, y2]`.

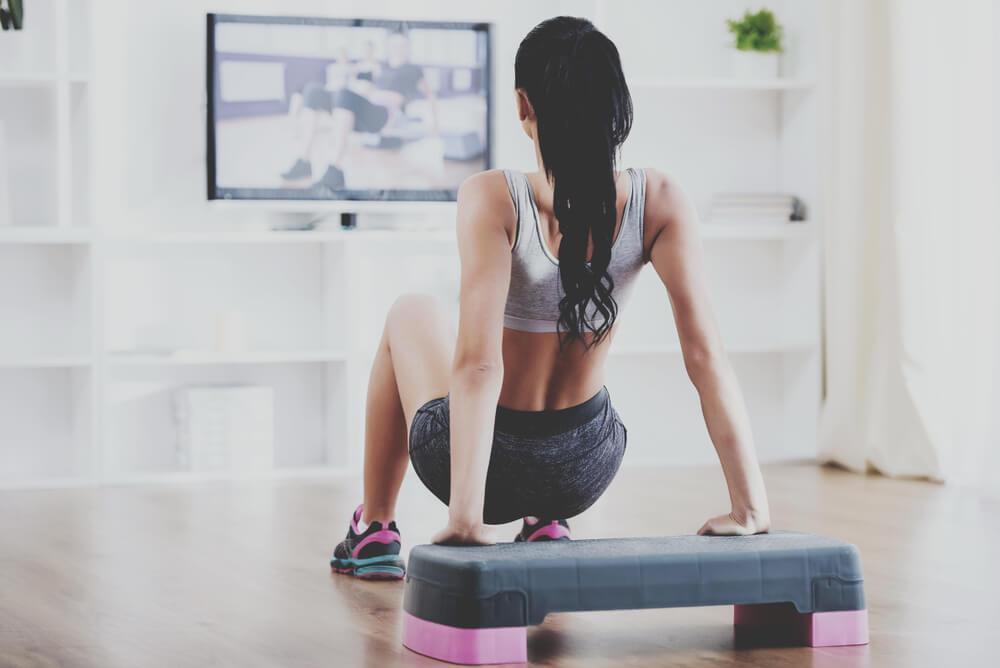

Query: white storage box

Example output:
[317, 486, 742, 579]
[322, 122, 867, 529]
[174, 385, 275, 472]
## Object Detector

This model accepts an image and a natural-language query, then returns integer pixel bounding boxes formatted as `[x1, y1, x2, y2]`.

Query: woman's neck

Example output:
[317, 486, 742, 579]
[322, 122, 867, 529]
[533, 138, 545, 176]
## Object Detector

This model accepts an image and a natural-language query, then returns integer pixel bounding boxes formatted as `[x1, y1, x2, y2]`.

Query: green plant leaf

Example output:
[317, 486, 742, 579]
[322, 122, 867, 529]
[726, 8, 783, 53]
[10, 0, 23, 30]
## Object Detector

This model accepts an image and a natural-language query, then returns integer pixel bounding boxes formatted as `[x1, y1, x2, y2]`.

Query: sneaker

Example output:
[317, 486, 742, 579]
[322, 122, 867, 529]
[330, 504, 405, 580]
[311, 165, 346, 194]
[514, 518, 571, 542]
[281, 158, 312, 180]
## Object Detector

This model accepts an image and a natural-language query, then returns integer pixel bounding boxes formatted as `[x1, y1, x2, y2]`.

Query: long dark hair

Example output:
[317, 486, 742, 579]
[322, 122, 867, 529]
[515, 16, 632, 346]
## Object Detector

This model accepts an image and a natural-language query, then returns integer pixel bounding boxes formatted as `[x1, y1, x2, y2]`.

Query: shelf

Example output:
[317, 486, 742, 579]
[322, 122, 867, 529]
[630, 77, 815, 91]
[0, 466, 352, 489]
[107, 350, 348, 367]
[353, 228, 457, 243]
[700, 222, 814, 240]
[102, 224, 810, 245]
[0, 476, 97, 490]
[0, 73, 58, 87]
[610, 342, 818, 356]
[0, 227, 92, 244]
[208, 199, 458, 215]
[104, 227, 457, 245]
[0, 355, 92, 369]
[103, 466, 353, 486]
[0, 73, 90, 86]
[105, 229, 352, 245]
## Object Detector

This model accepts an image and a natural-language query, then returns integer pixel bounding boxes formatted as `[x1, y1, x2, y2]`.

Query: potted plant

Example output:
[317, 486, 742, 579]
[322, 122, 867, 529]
[0, 0, 24, 31]
[726, 9, 783, 79]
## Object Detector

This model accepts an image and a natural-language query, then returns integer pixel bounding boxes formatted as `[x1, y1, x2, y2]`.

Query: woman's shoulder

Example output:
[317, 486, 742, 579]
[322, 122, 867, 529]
[633, 167, 682, 206]
[458, 169, 515, 204]
[456, 170, 518, 241]
[635, 167, 697, 234]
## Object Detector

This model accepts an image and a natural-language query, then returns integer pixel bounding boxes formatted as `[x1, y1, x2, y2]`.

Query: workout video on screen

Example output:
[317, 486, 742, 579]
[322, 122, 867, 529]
[209, 17, 490, 200]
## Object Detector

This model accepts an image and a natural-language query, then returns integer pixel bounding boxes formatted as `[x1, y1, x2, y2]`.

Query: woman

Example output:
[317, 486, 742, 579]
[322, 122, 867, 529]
[331, 16, 770, 580]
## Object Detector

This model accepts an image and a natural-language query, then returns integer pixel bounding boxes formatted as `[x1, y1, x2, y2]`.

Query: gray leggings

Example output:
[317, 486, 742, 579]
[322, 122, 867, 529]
[408, 387, 627, 525]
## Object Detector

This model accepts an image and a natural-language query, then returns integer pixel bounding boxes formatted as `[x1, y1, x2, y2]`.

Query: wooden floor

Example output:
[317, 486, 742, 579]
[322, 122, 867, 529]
[0, 463, 995, 668]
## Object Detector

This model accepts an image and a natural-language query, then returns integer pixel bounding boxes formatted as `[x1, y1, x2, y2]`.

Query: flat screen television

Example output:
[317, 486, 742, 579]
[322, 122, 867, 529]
[206, 14, 492, 203]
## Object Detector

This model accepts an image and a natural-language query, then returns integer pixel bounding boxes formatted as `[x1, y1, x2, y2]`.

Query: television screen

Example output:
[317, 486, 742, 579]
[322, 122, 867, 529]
[207, 14, 491, 202]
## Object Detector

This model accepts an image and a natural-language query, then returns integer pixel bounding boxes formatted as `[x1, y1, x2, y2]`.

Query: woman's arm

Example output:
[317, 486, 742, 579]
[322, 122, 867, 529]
[645, 169, 771, 535]
[431, 171, 515, 545]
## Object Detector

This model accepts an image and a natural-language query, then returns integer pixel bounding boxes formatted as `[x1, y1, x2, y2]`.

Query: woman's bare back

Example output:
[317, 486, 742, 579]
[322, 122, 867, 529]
[497, 170, 637, 411]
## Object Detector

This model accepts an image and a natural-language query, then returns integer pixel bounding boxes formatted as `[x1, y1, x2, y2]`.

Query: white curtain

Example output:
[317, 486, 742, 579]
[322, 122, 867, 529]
[819, 0, 999, 489]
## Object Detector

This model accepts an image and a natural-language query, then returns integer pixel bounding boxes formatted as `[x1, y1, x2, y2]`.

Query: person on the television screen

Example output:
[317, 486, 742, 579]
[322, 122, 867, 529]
[280, 29, 438, 191]
[354, 40, 380, 84]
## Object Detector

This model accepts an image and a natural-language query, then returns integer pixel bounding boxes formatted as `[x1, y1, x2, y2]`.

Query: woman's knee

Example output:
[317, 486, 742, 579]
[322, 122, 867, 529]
[383, 294, 453, 351]
[386, 293, 447, 324]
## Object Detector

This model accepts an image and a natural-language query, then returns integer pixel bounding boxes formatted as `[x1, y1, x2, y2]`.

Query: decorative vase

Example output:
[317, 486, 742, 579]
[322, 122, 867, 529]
[215, 309, 248, 352]
[730, 49, 781, 80]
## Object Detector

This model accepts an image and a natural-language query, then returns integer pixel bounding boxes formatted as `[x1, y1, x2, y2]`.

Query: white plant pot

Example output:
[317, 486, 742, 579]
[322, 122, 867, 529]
[730, 50, 781, 80]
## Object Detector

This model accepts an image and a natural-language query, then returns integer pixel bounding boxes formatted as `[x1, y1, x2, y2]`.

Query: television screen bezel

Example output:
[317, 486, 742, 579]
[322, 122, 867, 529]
[206, 13, 493, 203]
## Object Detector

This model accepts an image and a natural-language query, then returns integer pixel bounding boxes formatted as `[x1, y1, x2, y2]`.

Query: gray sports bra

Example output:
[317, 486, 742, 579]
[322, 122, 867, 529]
[501, 167, 647, 333]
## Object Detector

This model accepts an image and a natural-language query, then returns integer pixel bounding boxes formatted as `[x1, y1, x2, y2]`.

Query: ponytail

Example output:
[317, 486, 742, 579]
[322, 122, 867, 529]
[515, 17, 632, 346]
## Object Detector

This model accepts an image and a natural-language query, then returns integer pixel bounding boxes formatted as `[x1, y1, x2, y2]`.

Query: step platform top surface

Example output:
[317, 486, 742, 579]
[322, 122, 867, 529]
[411, 531, 856, 567]
[404, 532, 866, 626]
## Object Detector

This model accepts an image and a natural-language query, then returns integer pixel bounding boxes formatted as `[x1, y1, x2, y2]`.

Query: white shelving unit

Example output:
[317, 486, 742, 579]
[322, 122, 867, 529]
[0, 0, 97, 490]
[0, 0, 826, 487]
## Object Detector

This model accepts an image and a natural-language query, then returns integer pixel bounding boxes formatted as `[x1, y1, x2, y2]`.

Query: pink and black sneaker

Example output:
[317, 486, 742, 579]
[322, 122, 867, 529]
[330, 504, 405, 580]
[514, 518, 571, 542]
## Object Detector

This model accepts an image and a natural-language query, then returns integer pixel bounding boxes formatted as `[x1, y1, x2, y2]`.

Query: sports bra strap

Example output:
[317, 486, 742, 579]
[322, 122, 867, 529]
[501, 167, 646, 334]
[502, 170, 535, 252]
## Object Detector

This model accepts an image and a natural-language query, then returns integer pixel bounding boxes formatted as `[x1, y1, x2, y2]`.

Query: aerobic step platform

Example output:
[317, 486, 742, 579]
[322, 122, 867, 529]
[402, 532, 868, 664]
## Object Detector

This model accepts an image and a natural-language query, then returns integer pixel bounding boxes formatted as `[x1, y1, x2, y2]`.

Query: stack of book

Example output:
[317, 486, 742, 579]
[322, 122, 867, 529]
[174, 385, 275, 473]
[709, 193, 804, 224]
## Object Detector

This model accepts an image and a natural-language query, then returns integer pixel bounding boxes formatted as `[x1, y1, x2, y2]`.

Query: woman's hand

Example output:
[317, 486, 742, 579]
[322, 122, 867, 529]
[697, 509, 770, 536]
[432, 520, 495, 546]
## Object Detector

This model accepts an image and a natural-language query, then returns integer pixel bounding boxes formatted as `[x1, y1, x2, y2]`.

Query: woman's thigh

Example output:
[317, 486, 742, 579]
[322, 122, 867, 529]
[383, 293, 455, 428]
